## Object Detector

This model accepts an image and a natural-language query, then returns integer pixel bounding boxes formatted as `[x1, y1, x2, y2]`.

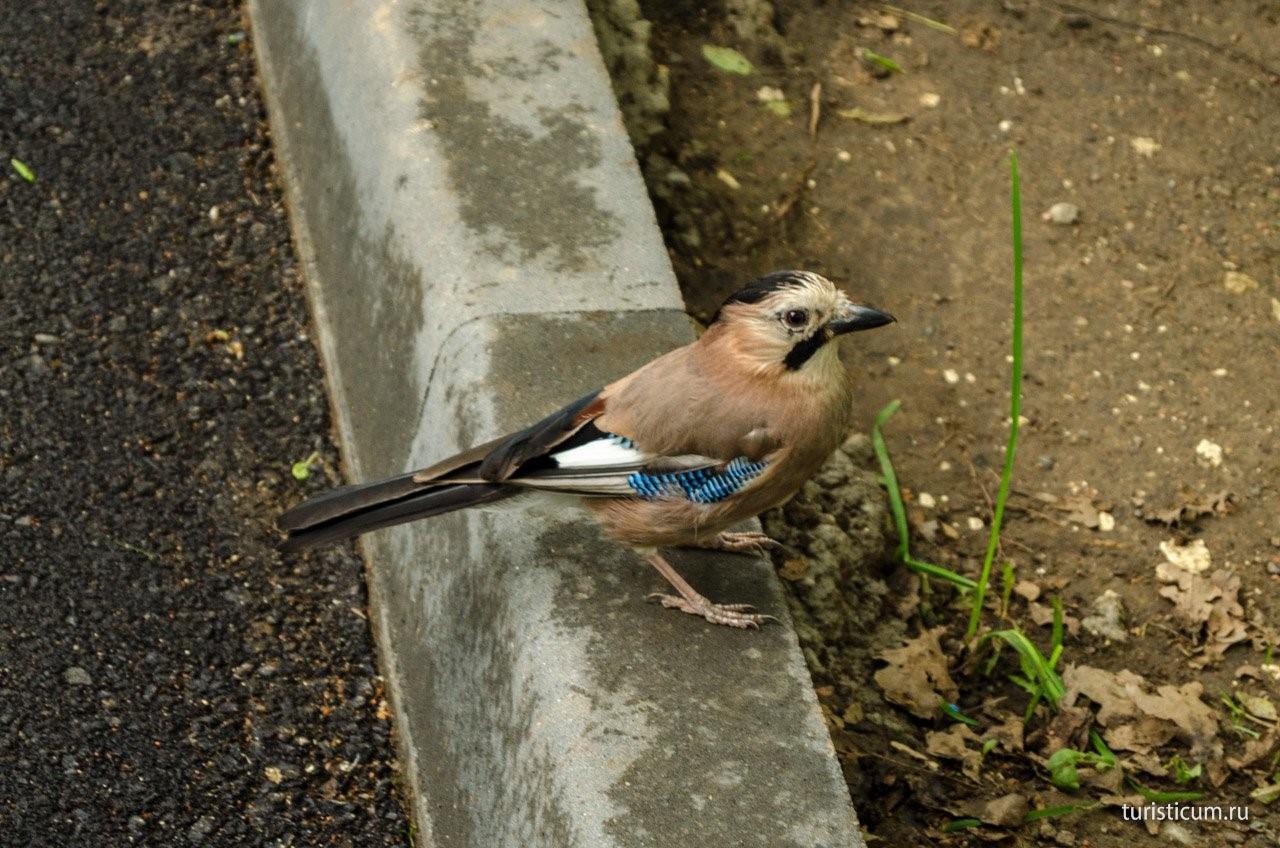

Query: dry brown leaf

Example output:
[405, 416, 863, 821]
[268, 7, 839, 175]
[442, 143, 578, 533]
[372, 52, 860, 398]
[1056, 491, 1105, 528]
[1081, 764, 1125, 793]
[1144, 489, 1236, 527]
[1104, 717, 1176, 752]
[1080, 589, 1128, 642]
[1227, 731, 1278, 770]
[1028, 600, 1081, 635]
[874, 627, 958, 719]
[925, 724, 982, 780]
[1157, 568, 1249, 665]
[1240, 693, 1278, 723]
[959, 793, 1028, 827]
[1013, 580, 1041, 602]
[981, 714, 1025, 753]
[1040, 705, 1091, 755]
[1063, 665, 1221, 760]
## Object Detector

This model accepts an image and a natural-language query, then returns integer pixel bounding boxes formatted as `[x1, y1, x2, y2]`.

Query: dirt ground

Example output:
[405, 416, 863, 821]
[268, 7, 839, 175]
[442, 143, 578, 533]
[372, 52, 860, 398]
[626, 0, 1280, 844]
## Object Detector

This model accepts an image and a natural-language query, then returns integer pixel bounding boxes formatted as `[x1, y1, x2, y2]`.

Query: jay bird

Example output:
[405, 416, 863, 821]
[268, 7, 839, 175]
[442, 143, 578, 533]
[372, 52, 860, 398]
[279, 270, 894, 628]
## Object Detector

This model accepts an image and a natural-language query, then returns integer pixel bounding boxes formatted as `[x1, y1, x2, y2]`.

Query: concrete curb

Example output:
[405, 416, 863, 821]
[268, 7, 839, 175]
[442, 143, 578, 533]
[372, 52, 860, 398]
[248, 1, 865, 845]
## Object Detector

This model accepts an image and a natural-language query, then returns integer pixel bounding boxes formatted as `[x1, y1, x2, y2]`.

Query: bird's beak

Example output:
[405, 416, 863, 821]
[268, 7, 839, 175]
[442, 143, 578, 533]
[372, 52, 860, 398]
[829, 303, 896, 335]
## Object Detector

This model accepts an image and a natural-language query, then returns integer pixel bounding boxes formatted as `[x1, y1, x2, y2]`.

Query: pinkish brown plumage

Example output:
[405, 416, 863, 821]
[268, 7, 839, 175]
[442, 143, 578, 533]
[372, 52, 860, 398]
[280, 271, 894, 628]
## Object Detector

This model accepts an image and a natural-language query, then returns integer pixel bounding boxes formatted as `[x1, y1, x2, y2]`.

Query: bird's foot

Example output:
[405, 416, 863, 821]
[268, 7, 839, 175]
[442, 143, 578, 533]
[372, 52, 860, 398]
[647, 591, 778, 629]
[701, 531, 784, 555]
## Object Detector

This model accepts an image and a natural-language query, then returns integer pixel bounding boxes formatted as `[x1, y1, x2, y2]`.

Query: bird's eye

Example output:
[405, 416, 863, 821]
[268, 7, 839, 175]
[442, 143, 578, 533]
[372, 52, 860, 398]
[782, 308, 809, 329]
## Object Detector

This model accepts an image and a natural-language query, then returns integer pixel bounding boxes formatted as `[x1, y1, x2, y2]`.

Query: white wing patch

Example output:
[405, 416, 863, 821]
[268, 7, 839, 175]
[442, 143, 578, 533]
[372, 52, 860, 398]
[551, 435, 645, 469]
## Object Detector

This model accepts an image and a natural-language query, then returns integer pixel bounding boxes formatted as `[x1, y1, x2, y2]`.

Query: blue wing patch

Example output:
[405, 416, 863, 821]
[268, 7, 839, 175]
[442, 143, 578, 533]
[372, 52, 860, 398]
[627, 457, 768, 504]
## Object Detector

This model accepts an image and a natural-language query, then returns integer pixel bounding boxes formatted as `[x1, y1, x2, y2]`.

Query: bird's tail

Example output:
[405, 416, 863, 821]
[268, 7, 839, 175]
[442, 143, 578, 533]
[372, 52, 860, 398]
[278, 473, 514, 552]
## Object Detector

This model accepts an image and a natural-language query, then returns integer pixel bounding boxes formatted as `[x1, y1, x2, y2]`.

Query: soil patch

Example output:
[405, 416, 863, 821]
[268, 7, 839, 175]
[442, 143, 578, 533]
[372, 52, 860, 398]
[622, 1, 1280, 844]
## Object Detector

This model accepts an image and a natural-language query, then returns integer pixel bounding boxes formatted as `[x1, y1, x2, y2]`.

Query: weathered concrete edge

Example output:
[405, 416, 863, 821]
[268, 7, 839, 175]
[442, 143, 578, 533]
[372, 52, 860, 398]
[246, 2, 864, 846]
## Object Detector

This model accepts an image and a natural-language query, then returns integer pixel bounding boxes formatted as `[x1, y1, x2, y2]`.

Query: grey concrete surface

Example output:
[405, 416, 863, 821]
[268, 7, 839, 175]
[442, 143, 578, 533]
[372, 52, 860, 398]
[247, 1, 865, 845]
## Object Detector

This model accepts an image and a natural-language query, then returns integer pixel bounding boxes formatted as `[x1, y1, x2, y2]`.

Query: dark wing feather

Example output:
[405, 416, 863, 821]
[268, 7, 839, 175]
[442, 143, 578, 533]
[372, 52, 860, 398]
[477, 390, 604, 481]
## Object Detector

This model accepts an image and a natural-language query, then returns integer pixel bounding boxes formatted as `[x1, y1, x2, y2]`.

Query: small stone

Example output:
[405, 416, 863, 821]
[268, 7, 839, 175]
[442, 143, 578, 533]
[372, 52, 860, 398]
[187, 816, 215, 842]
[998, 119, 1013, 132]
[1130, 136, 1161, 157]
[918, 492, 937, 509]
[33, 333, 59, 344]
[1195, 438, 1223, 468]
[1043, 202, 1079, 224]
[1080, 589, 1127, 642]
[64, 667, 92, 686]
[919, 92, 941, 108]
[966, 516, 985, 531]
[836, 149, 852, 162]
[1096, 511, 1115, 532]
[943, 368, 960, 384]
[264, 766, 283, 784]
[1271, 298, 1280, 323]
[1223, 271, 1259, 293]
[1037, 455, 1056, 470]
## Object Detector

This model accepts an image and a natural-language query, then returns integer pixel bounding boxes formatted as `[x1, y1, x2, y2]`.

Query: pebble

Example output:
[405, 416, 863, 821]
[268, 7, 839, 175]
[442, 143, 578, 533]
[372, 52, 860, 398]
[1080, 589, 1127, 641]
[33, 333, 59, 344]
[1130, 136, 1161, 157]
[1223, 270, 1259, 293]
[918, 492, 936, 509]
[64, 667, 92, 686]
[187, 815, 215, 842]
[1271, 297, 1280, 323]
[919, 92, 941, 108]
[1043, 202, 1079, 224]
[943, 368, 960, 384]
[966, 516, 985, 531]
[1195, 438, 1223, 468]
[836, 149, 852, 162]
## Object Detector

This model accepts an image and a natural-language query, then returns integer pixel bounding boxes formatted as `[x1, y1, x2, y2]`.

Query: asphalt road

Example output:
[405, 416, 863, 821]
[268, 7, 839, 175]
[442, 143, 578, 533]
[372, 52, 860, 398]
[1, 2, 410, 845]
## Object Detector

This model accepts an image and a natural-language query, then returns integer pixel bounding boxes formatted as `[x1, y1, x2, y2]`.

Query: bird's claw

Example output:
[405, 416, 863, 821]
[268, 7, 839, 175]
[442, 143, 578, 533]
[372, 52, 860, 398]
[704, 531, 786, 555]
[646, 592, 779, 629]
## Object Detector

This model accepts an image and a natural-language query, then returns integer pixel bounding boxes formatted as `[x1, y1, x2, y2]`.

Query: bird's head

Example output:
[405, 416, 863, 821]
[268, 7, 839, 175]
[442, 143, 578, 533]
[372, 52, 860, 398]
[707, 270, 895, 377]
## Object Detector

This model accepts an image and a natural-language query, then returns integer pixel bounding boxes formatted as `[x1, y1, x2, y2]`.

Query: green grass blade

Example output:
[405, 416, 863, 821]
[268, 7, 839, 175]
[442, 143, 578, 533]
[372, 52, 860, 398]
[872, 401, 977, 590]
[941, 818, 982, 832]
[880, 4, 957, 33]
[966, 150, 1025, 641]
[861, 49, 903, 73]
[983, 628, 1064, 707]
[940, 701, 980, 726]
[907, 556, 976, 589]
[872, 400, 909, 558]
[1089, 730, 1117, 767]
[10, 158, 35, 182]
[1127, 778, 1205, 803]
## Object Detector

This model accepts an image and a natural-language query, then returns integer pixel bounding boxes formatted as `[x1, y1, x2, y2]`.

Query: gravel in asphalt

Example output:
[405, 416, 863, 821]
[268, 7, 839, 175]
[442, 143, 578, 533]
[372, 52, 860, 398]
[1, 2, 410, 845]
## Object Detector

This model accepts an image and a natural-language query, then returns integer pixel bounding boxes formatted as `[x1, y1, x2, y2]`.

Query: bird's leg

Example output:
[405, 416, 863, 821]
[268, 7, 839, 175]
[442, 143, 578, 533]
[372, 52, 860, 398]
[688, 530, 784, 555]
[643, 552, 777, 629]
